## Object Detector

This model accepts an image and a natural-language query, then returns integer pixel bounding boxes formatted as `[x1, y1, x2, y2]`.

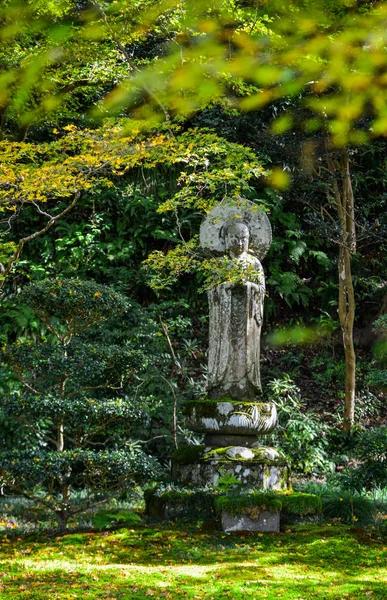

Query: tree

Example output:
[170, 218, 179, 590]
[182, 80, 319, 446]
[325, 148, 356, 432]
[1, 0, 386, 434]
[0, 122, 267, 287]
[0, 279, 160, 531]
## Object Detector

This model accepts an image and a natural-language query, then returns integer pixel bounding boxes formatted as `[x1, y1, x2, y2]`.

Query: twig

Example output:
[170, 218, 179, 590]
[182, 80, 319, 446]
[1, 190, 81, 289]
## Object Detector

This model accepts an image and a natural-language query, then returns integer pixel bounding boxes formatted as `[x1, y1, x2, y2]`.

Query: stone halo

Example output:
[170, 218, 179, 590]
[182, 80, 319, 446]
[199, 197, 272, 260]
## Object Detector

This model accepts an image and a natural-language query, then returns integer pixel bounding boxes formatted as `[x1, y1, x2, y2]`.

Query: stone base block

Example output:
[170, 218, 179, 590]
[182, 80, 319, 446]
[145, 489, 216, 520]
[172, 445, 289, 490]
[221, 510, 280, 533]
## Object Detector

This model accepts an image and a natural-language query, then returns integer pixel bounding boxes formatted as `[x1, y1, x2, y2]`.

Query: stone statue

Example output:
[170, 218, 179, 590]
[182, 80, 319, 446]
[168, 200, 290, 504]
[200, 199, 272, 401]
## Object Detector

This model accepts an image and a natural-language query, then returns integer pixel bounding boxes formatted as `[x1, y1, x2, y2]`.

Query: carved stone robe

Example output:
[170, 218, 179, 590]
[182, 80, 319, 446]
[207, 254, 265, 400]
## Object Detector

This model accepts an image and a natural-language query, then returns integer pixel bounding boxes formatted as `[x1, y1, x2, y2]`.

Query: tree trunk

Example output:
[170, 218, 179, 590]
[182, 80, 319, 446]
[326, 146, 356, 433]
[338, 243, 356, 432]
[56, 509, 69, 533]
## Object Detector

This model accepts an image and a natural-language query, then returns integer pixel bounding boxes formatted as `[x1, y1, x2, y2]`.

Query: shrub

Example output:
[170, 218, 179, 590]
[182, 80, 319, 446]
[267, 375, 333, 474]
[0, 279, 161, 532]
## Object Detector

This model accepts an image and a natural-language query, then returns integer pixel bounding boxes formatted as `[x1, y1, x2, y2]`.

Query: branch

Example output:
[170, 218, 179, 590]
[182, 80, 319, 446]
[11, 415, 58, 447]
[13, 368, 40, 395]
[1, 190, 81, 289]
[31, 201, 53, 219]
[301, 198, 335, 223]
[128, 434, 167, 446]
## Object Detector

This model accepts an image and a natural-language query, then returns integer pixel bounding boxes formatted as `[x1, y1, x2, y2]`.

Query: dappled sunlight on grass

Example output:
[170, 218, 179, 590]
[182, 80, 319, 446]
[0, 523, 386, 598]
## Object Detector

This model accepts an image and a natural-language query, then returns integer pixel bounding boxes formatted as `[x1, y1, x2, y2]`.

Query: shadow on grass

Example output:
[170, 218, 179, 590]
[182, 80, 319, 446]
[0, 523, 386, 599]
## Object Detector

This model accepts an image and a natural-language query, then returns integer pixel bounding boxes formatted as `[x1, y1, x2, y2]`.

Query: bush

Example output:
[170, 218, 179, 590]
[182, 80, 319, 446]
[267, 375, 333, 475]
[0, 279, 162, 532]
[321, 489, 375, 526]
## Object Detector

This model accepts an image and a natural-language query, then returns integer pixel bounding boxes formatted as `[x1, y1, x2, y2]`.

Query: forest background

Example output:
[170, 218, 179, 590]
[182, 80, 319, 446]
[0, 0, 386, 531]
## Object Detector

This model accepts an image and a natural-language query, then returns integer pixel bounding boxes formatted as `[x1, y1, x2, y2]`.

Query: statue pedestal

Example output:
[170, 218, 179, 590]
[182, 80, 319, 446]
[173, 399, 289, 491]
[172, 445, 289, 490]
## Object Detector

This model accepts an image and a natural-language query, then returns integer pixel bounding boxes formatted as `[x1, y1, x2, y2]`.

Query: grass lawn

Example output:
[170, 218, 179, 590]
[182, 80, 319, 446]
[0, 522, 386, 599]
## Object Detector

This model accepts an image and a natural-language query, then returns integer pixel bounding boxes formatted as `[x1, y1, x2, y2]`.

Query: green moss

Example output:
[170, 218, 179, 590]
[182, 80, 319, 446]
[280, 493, 322, 516]
[214, 492, 322, 519]
[172, 445, 206, 464]
[147, 486, 321, 521]
[187, 397, 234, 404]
[173, 444, 288, 465]
[204, 446, 287, 465]
[145, 486, 220, 520]
[215, 492, 282, 516]
[1, 522, 386, 598]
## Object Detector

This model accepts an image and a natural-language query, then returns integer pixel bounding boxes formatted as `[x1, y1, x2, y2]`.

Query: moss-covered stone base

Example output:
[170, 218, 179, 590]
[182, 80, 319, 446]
[144, 487, 218, 520]
[144, 487, 322, 527]
[172, 445, 289, 490]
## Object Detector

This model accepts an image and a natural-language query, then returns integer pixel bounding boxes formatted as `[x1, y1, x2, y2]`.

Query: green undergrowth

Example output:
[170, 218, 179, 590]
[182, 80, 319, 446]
[0, 495, 145, 535]
[296, 481, 387, 528]
[0, 522, 385, 599]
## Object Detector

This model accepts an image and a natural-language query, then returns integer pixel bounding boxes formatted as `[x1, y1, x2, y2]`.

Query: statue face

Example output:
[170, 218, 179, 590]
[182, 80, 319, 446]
[225, 222, 249, 256]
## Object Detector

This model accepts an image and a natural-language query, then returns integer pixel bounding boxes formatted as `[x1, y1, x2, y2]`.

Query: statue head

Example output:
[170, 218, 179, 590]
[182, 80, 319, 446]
[224, 221, 250, 256]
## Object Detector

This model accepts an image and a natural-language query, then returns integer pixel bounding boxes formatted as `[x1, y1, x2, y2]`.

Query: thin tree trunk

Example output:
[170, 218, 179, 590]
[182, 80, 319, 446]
[326, 146, 356, 433]
[56, 508, 69, 533]
[338, 243, 356, 432]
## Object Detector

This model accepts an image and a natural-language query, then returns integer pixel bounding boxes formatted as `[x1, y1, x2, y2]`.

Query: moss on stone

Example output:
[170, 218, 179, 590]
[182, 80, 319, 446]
[145, 486, 220, 520]
[172, 446, 206, 464]
[146, 486, 322, 523]
[204, 446, 287, 465]
[215, 492, 282, 516]
[279, 492, 322, 516]
[214, 491, 322, 519]
[173, 444, 288, 466]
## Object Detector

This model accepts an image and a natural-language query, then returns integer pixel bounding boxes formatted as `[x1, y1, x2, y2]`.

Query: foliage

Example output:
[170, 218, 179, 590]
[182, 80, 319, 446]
[355, 427, 387, 479]
[0, 123, 268, 297]
[266, 375, 333, 475]
[4, 0, 387, 145]
[0, 279, 162, 531]
[368, 315, 387, 390]
[18, 278, 129, 332]
[314, 486, 377, 528]
[334, 427, 387, 493]
[92, 509, 142, 531]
